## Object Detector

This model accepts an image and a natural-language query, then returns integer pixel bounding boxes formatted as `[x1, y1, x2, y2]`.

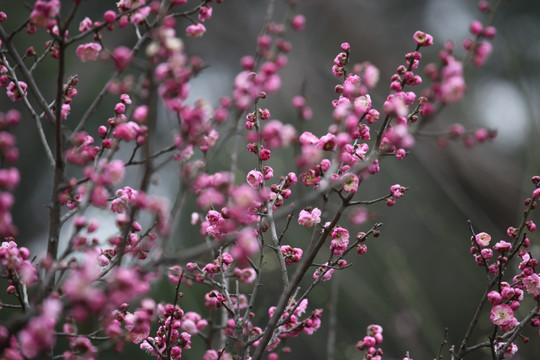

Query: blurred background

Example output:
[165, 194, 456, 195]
[2, 0, 540, 359]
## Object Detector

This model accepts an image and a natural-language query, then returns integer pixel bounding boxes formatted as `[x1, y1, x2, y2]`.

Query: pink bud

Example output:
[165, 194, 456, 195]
[291, 14, 306, 31]
[470, 20, 483, 35]
[104, 10, 116, 23]
[484, 26, 496, 39]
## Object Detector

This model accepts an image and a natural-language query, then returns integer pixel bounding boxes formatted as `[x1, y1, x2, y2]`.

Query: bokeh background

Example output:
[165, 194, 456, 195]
[2, 0, 540, 359]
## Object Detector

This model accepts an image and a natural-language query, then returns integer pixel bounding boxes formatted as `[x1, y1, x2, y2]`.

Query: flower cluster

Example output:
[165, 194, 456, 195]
[0, 0, 533, 360]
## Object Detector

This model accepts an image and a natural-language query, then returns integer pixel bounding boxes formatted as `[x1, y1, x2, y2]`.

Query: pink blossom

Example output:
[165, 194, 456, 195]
[439, 57, 466, 104]
[261, 120, 297, 149]
[99, 159, 125, 185]
[30, 0, 60, 28]
[90, 186, 109, 207]
[470, 20, 483, 35]
[0, 168, 20, 191]
[198, 5, 213, 21]
[313, 263, 334, 281]
[79, 17, 93, 32]
[111, 46, 132, 72]
[234, 267, 256, 283]
[181, 312, 207, 335]
[246, 170, 264, 189]
[131, 6, 151, 24]
[291, 14, 306, 31]
[6, 81, 27, 101]
[390, 184, 406, 198]
[19, 298, 62, 358]
[76, 43, 101, 62]
[186, 23, 206, 38]
[413, 31, 434, 46]
[103, 10, 116, 23]
[133, 105, 148, 122]
[64, 336, 97, 360]
[493, 240, 511, 253]
[342, 173, 359, 193]
[298, 208, 321, 227]
[523, 273, 540, 296]
[475, 232, 491, 247]
[204, 290, 226, 309]
[349, 207, 368, 225]
[487, 291, 502, 305]
[331, 226, 349, 255]
[259, 148, 271, 161]
[473, 42, 493, 67]
[281, 245, 303, 265]
[490, 304, 516, 327]
[117, 0, 146, 11]
[495, 342, 518, 358]
[113, 121, 141, 141]
[230, 228, 259, 265]
[316, 133, 337, 151]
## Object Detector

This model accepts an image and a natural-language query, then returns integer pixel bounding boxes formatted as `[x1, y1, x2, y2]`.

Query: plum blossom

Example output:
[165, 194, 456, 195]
[6, 81, 27, 102]
[475, 232, 491, 247]
[19, 298, 62, 358]
[330, 226, 349, 255]
[522, 273, 540, 296]
[298, 208, 321, 227]
[280, 245, 303, 265]
[29, 0, 60, 28]
[313, 262, 334, 281]
[490, 304, 516, 328]
[342, 173, 359, 193]
[186, 23, 206, 38]
[246, 170, 264, 189]
[495, 342, 518, 359]
[413, 31, 434, 46]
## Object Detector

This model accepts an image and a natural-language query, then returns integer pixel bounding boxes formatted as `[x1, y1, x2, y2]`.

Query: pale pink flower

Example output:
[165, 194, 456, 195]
[230, 228, 259, 265]
[440, 75, 466, 104]
[495, 342, 518, 358]
[330, 226, 349, 255]
[117, 0, 146, 11]
[342, 173, 359, 193]
[523, 273, 540, 296]
[186, 23, 206, 38]
[99, 159, 125, 185]
[298, 208, 321, 227]
[493, 240, 511, 253]
[6, 81, 27, 101]
[475, 232, 491, 247]
[111, 46, 132, 72]
[78, 17, 92, 32]
[76, 42, 102, 62]
[291, 14, 305, 31]
[490, 304, 516, 327]
[349, 207, 368, 225]
[112, 121, 141, 141]
[19, 298, 62, 358]
[234, 267, 256, 283]
[299, 131, 319, 146]
[30, 0, 60, 28]
[246, 170, 264, 189]
[313, 263, 334, 281]
[316, 133, 337, 151]
[413, 31, 434, 46]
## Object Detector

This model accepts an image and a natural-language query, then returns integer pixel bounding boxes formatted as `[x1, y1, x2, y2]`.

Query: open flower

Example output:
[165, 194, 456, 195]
[76, 42, 102, 62]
